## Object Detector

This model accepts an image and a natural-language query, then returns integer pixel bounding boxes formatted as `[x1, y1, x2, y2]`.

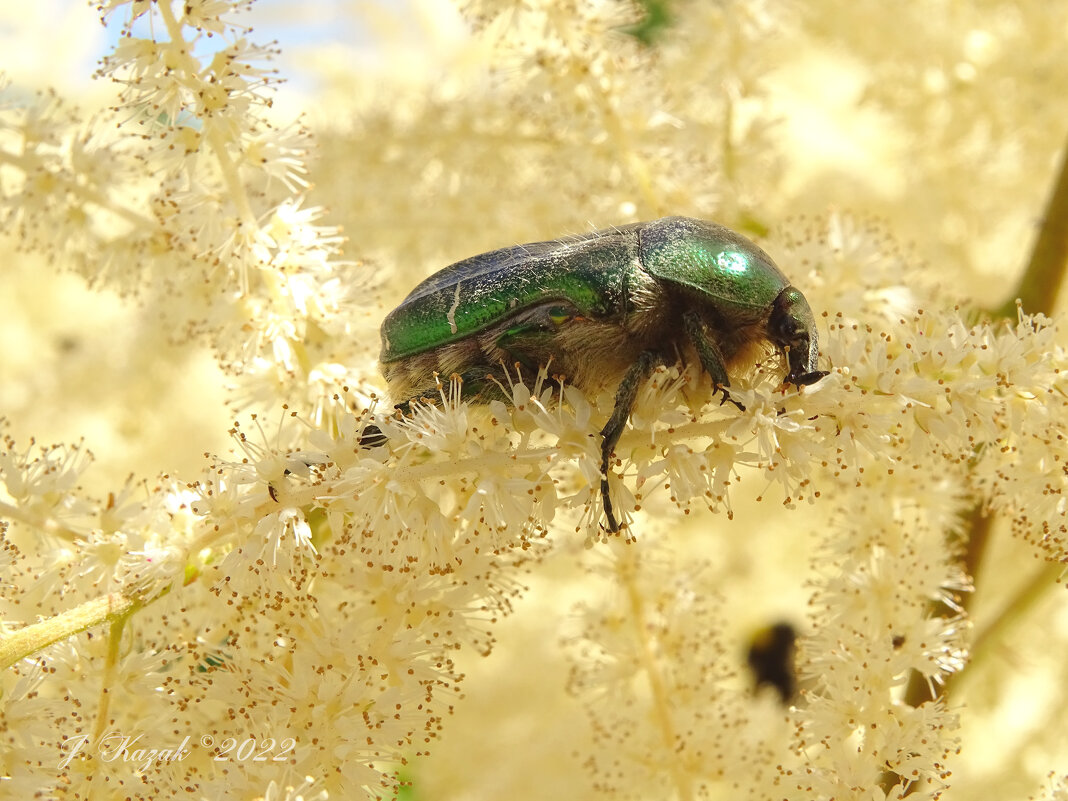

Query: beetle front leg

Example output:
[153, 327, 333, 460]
[682, 310, 745, 412]
[600, 350, 662, 532]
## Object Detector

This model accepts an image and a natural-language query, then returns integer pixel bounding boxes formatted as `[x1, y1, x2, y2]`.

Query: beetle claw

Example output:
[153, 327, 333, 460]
[789, 369, 829, 387]
[716, 385, 746, 413]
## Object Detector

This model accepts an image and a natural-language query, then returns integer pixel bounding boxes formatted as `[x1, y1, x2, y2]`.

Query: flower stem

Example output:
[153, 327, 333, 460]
[0, 593, 142, 672]
[0, 149, 156, 231]
[907, 131, 1068, 711]
[0, 498, 83, 543]
[618, 543, 695, 801]
[958, 131, 1068, 683]
[92, 613, 132, 744]
[945, 562, 1064, 700]
[995, 132, 1068, 318]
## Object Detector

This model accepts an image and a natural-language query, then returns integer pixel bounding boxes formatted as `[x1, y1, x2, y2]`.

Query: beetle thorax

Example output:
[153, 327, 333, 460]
[629, 274, 772, 373]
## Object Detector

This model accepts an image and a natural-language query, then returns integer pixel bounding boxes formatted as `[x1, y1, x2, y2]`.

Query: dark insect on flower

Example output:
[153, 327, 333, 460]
[371, 216, 827, 531]
[746, 621, 798, 704]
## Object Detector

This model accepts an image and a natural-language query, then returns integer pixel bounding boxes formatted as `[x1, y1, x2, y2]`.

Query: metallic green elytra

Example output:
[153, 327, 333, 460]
[376, 216, 827, 531]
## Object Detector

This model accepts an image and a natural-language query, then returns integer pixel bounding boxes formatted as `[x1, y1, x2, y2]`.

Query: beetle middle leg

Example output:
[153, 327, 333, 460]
[600, 350, 662, 532]
[682, 310, 745, 412]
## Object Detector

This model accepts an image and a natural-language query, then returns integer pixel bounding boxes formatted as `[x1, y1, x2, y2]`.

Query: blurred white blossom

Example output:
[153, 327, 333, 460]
[2, 1, 1067, 800]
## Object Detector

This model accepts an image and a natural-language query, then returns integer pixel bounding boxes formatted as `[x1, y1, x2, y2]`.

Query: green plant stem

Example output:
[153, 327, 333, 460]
[996, 134, 1068, 318]
[92, 614, 131, 742]
[945, 561, 1064, 700]
[958, 131, 1068, 668]
[905, 131, 1068, 714]
[0, 593, 142, 672]
[901, 508, 992, 708]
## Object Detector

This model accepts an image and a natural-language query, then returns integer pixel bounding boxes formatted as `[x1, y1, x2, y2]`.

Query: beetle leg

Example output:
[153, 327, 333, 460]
[682, 310, 745, 412]
[600, 350, 662, 532]
[787, 366, 829, 387]
[494, 303, 583, 374]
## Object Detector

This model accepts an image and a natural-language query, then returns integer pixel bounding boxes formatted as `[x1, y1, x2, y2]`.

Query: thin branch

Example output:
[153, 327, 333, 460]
[618, 544, 695, 801]
[995, 133, 1068, 318]
[945, 561, 1064, 701]
[0, 498, 84, 543]
[906, 131, 1068, 714]
[0, 593, 142, 672]
[0, 149, 157, 231]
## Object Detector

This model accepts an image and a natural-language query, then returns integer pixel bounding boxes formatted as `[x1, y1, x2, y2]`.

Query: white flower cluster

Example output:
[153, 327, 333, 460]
[1, 1, 1067, 799]
[545, 213, 1066, 800]
[2, 0, 375, 424]
[327, 0, 790, 281]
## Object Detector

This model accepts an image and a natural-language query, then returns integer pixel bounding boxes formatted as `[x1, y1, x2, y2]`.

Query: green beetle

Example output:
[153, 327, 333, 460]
[375, 216, 826, 531]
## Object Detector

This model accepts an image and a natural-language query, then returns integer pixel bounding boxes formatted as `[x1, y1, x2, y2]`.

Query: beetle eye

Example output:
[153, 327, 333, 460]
[770, 308, 800, 343]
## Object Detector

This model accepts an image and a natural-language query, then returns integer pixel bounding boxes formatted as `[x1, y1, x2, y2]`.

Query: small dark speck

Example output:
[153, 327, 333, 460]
[56, 335, 79, 353]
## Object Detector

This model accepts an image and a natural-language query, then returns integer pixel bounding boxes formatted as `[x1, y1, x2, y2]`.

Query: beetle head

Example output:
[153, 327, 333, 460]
[768, 287, 827, 386]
